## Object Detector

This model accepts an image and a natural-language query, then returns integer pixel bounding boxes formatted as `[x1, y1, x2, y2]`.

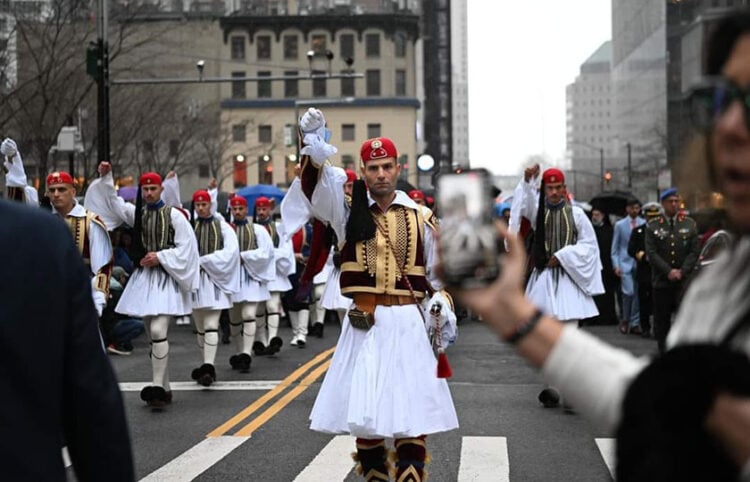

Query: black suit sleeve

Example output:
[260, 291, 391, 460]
[627, 227, 641, 259]
[680, 221, 701, 277]
[61, 235, 135, 482]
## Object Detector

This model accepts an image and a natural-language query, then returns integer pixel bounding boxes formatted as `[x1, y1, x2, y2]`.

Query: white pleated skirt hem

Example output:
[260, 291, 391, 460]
[116, 267, 192, 317]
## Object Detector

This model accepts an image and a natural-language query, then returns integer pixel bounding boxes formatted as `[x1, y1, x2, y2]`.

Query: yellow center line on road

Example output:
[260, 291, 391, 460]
[234, 359, 332, 437]
[206, 347, 335, 438]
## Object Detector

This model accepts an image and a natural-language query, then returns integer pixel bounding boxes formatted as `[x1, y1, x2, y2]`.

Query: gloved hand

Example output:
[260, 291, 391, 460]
[300, 133, 337, 166]
[92, 290, 107, 317]
[1, 138, 18, 158]
[299, 108, 326, 138]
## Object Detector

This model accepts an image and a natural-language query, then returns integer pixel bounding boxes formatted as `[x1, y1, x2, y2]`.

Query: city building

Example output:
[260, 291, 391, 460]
[566, 41, 614, 202]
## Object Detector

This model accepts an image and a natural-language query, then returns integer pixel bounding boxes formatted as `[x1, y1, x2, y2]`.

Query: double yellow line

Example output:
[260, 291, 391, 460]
[207, 347, 335, 438]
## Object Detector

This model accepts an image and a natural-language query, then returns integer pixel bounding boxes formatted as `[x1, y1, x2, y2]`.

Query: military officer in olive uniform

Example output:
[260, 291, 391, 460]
[645, 188, 700, 352]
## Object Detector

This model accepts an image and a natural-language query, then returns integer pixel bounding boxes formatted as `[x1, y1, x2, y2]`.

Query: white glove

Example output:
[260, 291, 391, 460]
[92, 290, 107, 317]
[299, 108, 326, 138]
[300, 133, 338, 166]
[1, 138, 18, 157]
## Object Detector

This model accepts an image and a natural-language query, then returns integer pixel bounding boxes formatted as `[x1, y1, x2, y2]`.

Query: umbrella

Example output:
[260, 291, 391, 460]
[236, 184, 286, 208]
[118, 186, 138, 202]
[589, 190, 638, 216]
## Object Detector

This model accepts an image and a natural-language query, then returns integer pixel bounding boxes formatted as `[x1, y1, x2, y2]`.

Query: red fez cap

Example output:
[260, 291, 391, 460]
[345, 169, 358, 183]
[408, 189, 425, 201]
[229, 195, 248, 207]
[360, 137, 398, 163]
[255, 196, 272, 208]
[46, 171, 74, 186]
[542, 168, 565, 184]
[192, 190, 210, 203]
[139, 172, 162, 186]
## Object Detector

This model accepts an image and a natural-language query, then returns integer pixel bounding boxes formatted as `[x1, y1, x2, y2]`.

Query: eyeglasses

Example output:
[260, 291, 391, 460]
[690, 77, 750, 131]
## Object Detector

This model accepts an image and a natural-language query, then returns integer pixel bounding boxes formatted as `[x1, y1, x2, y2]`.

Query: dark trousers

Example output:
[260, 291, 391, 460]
[638, 280, 653, 336]
[652, 284, 682, 353]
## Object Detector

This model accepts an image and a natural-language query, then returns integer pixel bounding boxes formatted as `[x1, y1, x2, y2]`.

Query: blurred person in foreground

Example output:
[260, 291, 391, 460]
[455, 13, 750, 481]
[0, 199, 133, 480]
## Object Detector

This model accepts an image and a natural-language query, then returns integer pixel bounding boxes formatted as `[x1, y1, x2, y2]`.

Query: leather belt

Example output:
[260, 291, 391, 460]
[353, 293, 419, 310]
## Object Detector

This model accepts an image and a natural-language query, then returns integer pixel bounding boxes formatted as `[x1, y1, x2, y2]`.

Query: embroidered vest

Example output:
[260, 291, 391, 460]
[142, 205, 176, 252]
[263, 222, 280, 248]
[544, 205, 578, 258]
[194, 217, 224, 256]
[234, 222, 258, 252]
[340, 204, 430, 298]
[64, 210, 112, 295]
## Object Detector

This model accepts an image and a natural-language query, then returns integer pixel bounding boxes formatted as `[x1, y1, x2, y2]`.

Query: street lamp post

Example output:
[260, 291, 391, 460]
[570, 141, 605, 192]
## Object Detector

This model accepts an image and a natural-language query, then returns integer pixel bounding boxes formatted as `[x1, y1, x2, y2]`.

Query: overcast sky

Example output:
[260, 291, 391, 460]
[466, 1, 612, 176]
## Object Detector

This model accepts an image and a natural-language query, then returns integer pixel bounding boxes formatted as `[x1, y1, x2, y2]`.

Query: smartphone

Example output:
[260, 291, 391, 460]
[436, 168, 501, 288]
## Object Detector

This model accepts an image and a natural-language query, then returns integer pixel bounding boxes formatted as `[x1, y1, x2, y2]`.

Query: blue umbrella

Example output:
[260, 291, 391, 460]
[236, 184, 286, 208]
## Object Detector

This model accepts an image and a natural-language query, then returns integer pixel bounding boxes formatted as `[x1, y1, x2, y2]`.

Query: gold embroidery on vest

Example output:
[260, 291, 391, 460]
[64, 215, 88, 259]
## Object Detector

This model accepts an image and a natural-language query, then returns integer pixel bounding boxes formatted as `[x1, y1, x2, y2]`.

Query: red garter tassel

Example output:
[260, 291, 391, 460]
[437, 350, 452, 379]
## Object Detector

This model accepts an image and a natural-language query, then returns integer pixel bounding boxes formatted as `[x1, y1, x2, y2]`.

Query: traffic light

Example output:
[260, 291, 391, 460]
[604, 171, 612, 184]
[86, 41, 100, 80]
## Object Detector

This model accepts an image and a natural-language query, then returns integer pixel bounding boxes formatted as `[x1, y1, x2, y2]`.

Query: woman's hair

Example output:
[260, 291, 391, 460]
[705, 12, 750, 76]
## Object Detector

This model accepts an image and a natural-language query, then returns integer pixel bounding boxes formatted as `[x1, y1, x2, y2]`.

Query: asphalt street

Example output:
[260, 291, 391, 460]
[68, 315, 658, 481]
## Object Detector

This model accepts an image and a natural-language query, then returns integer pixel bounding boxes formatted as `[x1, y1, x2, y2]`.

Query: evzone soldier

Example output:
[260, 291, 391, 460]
[226, 195, 275, 372]
[0, 138, 39, 206]
[509, 164, 604, 408]
[86, 163, 199, 407]
[253, 196, 295, 356]
[46, 171, 113, 317]
[288, 108, 458, 482]
[287, 223, 313, 347]
[189, 189, 240, 386]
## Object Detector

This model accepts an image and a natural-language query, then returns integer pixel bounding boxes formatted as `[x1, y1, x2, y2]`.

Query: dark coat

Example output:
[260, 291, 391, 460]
[645, 214, 701, 289]
[627, 223, 652, 286]
[0, 200, 134, 481]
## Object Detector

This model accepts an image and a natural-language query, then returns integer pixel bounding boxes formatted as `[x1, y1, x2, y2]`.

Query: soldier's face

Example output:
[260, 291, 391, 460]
[362, 157, 400, 199]
[256, 205, 271, 221]
[194, 201, 211, 218]
[544, 182, 566, 205]
[344, 182, 354, 196]
[142, 184, 162, 204]
[232, 205, 248, 221]
[661, 196, 680, 217]
[711, 34, 750, 232]
[47, 184, 75, 212]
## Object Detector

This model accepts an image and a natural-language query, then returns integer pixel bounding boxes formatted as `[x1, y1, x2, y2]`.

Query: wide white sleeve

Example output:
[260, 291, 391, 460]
[241, 225, 276, 282]
[84, 172, 136, 230]
[280, 177, 313, 241]
[155, 209, 200, 292]
[199, 219, 240, 294]
[554, 207, 605, 296]
[208, 186, 218, 215]
[423, 224, 443, 291]
[161, 175, 182, 208]
[310, 165, 348, 243]
[88, 221, 112, 316]
[274, 224, 296, 277]
[508, 177, 539, 234]
[23, 186, 38, 206]
[542, 324, 649, 433]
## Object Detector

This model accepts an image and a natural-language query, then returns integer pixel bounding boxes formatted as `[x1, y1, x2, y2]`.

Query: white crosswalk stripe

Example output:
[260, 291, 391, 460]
[119, 380, 281, 392]
[458, 436, 510, 482]
[139, 436, 250, 482]
[293, 435, 356, 481]
[595, 438, 616, 479]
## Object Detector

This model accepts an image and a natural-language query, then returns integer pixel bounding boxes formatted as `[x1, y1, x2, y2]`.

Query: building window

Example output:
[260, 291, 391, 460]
[342, 124, 355, 141]
[232, 124, 246, 142]
[340, 33, 354, 60]
[258, 154, 273, 185]
[231, 36, 245, 60]
[312, 70, 326, 97]
[365, 33, 380, 57]
[258, 71, 271, 98]
[231, 71, 246, 99]
[341, 70, 355, 96]
[395, 69, 406, 96]
[311, 34, 327, 55]
[284, 70, 298, 98]
[198, 163, 210, 178]
[283, 34, 298, 59]
[366, 69, 380, 96]
[394, 32, 406, 58]
[341, 155, 355, 170]
[257, 35, 271, 60]
[258, 125, 272, 143]
[367, 123, 381, 139]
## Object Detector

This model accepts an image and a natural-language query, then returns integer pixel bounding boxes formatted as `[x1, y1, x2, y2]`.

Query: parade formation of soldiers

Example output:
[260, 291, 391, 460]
[0, 106, 711, 481]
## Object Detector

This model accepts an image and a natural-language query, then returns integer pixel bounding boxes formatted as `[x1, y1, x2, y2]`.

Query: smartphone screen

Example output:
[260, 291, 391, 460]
[436, 169, 501, 287]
